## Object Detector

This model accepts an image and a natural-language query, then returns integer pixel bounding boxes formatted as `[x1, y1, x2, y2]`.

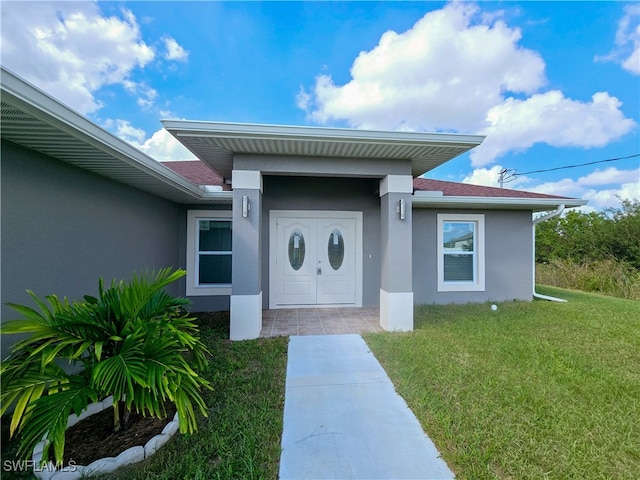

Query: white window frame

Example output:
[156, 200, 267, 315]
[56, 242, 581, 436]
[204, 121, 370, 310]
[437, 213, 485, 292]
[186, 210, 232, 296]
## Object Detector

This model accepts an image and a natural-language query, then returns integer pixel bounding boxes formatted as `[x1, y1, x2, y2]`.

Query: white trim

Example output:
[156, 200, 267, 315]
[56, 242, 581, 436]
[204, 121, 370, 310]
[413, 193, 586, 211]
[380, 290, 414, 332]
[1, 67, 205, 200]
[232, 170, 263, 191]
[380, 175, 413, 196]
[186, 210, 232, 296]
[163, 119, 485, 145]
[230, 292, 262, 340]
[268, 210, 363, 309]
[437, 213, 485, 292]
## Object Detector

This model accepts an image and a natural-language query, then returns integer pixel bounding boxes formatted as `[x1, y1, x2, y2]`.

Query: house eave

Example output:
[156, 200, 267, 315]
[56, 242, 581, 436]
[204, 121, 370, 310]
[161, 119, 485, 181]
[0, 67, 212, 204]
[412, 193, 587, 211]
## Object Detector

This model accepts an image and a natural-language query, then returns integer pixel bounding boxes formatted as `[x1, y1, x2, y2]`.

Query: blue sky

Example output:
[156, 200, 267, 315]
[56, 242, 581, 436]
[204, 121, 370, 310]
[2, 1, 638, 211]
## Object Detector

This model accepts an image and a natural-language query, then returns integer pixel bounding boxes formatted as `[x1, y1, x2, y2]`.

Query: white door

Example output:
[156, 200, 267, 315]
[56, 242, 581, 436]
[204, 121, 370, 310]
[274, 215, 357, 306]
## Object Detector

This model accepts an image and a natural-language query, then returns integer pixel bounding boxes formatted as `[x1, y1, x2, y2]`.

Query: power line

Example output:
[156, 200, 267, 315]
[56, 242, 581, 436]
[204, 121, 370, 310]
[514, 153, 639, 177]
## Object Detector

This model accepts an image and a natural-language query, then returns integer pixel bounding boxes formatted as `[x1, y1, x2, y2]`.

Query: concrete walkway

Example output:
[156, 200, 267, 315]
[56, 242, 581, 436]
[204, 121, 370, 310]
[279, 334, 455, 480]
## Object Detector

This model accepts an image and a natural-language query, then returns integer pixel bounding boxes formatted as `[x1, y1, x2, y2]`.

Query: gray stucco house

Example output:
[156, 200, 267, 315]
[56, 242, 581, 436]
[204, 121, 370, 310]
[1, 68, 585, 346]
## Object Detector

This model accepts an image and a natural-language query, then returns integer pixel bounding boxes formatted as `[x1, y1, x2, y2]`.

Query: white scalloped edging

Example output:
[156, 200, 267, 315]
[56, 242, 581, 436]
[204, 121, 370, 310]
[31, 397, 180, 479]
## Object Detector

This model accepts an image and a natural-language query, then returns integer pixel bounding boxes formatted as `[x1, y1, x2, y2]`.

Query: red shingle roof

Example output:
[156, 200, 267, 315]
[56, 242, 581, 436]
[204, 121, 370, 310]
[413, 178, 572, 199]
[162, 161, 229, 190]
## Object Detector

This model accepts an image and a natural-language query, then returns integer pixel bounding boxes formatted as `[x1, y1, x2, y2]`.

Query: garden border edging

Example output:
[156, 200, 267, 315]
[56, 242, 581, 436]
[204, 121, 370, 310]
[31, 396, 180, 480]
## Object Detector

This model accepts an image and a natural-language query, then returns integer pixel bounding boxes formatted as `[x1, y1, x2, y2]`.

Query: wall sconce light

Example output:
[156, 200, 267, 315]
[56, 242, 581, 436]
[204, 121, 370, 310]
[242, 195, 250, 218]
[398, 198, 406, 220]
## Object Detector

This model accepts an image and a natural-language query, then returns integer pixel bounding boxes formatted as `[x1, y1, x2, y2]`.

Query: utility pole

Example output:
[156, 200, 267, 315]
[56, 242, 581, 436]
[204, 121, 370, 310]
[499, 168, 507, 188]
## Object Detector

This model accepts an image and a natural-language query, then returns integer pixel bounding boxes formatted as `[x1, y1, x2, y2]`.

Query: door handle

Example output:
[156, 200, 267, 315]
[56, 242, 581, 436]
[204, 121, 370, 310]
[317, 267, 322, 275]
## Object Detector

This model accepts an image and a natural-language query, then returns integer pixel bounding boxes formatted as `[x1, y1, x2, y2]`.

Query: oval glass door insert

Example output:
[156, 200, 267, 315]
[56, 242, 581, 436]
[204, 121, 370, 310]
[327, 229, 345, 270]
[288, 229, 305, 270]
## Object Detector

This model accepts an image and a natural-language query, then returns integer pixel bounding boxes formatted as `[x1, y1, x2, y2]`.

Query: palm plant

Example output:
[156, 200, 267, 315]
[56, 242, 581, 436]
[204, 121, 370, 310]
[1, 268, 211, 466]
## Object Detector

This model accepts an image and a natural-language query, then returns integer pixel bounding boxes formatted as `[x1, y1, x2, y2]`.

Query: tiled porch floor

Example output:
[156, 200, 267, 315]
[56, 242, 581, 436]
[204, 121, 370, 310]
[260, 307, 382, 337]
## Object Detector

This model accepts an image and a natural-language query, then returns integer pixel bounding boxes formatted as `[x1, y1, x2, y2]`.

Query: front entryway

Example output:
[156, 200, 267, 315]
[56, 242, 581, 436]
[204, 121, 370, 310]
[269, 211, 362, 308]
[260, 307, 381, 337]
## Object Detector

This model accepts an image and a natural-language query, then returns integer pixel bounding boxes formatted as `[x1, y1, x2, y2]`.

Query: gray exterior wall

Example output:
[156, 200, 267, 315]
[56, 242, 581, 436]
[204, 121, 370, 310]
[412, 208, 534, 304]
[1, 140, 182, 355]
[261, 176, 381, 308]
[177, 205, 232, 312]
[235, 154, 411, 177]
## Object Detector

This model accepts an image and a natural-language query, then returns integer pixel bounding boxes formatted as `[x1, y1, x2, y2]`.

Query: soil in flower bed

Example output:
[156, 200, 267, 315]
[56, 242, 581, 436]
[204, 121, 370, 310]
[56, 403, 177, 467]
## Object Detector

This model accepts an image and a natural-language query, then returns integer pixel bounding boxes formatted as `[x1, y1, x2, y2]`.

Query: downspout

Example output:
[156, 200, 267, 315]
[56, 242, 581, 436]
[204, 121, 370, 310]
[532, 204, 567, 302]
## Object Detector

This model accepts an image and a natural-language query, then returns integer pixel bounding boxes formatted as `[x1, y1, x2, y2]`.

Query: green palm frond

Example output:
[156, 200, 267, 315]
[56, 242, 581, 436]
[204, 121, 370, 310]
[91, 333, 148, 405]
[17, 376, 97, 465]
[1, 268, 210, 463]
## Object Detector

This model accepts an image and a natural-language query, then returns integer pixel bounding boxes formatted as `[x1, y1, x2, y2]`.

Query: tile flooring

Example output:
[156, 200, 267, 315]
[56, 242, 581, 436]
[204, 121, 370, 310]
[260, 307, 382, 337]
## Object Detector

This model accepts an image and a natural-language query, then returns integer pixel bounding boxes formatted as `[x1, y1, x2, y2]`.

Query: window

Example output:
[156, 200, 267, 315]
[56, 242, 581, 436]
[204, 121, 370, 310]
[437, 214, 485, 292]
[186, 210, 232, 296]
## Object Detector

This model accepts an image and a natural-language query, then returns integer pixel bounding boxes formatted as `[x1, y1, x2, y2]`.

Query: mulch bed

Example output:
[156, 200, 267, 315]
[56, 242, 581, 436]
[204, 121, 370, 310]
[58, 403, 177, 467]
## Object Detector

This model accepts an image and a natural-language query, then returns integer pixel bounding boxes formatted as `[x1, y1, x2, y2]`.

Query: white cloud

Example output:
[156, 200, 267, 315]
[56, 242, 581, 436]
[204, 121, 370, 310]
[299, 2, 546, 132]
[577, 166, 640, 186]
[1, 2, 155, 114]
[163, 36, 189, 61]
[104, 119, 146, 144]
[300, 2, 636, 167]
[525, 167, 640, 210]
[462, 165, 529, 189]
[129, 128, 197, 162]
[458, 165, 640, 210]
[471, 91, 636, 166]
[596, 5, 640, 75]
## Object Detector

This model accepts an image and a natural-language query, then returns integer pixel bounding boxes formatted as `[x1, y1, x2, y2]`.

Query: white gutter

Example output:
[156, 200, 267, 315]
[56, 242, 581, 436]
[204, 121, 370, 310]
[412, 193, 586, 211]
[532, 204, 566, 302]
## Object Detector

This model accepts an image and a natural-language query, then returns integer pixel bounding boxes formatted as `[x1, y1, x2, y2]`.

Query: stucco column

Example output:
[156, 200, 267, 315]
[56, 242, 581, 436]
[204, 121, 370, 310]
[379, 175, 414, 331]
[230, 170, 263, 340]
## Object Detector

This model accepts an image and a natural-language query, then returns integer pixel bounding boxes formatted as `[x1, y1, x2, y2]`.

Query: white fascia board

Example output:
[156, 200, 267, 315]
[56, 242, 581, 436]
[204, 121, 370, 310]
[162, 119, 485, 148]
[1, 67, 204, 199]
[412, 194, 587, 211]
[199, 189, 233, 201]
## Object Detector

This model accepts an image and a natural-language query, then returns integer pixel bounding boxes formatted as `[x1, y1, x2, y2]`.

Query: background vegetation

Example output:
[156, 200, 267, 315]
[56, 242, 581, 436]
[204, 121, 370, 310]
[536, 199, 640, 299]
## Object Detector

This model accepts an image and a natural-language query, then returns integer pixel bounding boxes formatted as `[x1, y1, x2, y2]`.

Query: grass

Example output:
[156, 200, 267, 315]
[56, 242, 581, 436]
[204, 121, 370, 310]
[364, 286, 640, 480]
[101, 312, 288, 480]
[3, 289, 639, 479]
[537, 258, 640, 300]
[1, 312, 288, 480]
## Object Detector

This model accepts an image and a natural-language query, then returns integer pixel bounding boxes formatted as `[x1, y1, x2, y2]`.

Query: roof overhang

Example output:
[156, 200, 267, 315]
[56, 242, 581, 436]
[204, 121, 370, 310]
[162, 120, 485, 182]
[413, 192, 587, 211]
[0, 67, 229, 205]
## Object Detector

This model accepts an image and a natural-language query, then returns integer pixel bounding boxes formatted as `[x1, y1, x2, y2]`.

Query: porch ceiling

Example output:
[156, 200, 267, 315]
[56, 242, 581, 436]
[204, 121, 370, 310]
[162, 120, 485, 183]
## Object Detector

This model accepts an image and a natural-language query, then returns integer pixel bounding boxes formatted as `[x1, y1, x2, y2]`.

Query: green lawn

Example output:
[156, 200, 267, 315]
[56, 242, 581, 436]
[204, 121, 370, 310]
[98, 313, 289, 480]
[364, 286, 640, 479]
[1, 313, 288, 480]
[3, 288, 638, 479]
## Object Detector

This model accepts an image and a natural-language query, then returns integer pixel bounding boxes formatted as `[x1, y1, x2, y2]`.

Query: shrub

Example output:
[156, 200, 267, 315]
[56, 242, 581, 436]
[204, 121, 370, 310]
[0, 268, 212, 466]
[536, 258, 640, 300]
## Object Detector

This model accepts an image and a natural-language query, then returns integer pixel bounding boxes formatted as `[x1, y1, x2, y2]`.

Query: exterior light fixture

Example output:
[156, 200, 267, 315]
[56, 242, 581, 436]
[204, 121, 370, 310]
[399, 198, 406, 220]
[242, 195, 250, 218]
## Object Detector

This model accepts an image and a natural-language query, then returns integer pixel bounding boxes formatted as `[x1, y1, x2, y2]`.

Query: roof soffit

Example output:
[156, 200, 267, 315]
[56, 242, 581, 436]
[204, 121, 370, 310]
[162, 120, 485, 181]
[1, 68, 212, 204]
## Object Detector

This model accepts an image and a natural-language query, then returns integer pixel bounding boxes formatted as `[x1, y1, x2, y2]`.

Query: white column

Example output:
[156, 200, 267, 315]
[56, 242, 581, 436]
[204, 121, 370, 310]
[379, 175, 414, 332]
[230, 170, 263, 340]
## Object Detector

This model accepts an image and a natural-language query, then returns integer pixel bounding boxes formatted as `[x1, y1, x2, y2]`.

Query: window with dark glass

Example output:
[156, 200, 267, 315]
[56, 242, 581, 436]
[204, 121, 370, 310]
[197, 220, 232, 284]
[288, 229, 305, 271]
[327, 229, 344, 270]
[442, 221, 475, 282]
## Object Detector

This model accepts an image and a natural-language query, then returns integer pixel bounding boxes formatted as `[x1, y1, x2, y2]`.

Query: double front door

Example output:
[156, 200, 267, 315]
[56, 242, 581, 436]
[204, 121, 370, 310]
[272, 213, 358, 306]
